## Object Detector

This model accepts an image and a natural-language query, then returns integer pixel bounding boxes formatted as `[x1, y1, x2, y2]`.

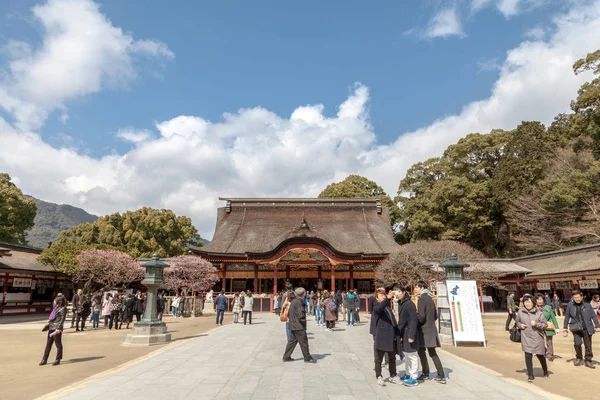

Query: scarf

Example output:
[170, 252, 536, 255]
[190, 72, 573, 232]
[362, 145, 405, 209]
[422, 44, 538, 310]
[49, 306, 58, 321]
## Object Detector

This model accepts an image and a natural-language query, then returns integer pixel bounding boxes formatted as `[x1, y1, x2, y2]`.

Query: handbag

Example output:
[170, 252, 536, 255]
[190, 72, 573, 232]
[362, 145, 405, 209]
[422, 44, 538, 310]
[42, 324, 49, 332]
[569, 321, 584, 334]
[509, 327, 521, 343]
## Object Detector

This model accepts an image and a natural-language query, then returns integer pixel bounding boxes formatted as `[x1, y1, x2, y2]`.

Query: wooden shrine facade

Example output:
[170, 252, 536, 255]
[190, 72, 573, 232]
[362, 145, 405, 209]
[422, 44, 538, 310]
[189, 198, 400, 295]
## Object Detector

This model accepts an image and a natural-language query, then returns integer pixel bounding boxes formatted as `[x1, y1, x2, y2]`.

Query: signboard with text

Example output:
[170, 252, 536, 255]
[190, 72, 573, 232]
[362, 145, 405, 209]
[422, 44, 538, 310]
[446, 280, 486, 345]
[536, 282, 551, 291]
[579, 280, 599, 290]
[556, 281, 572, 290]
[12, 278, 32, 288]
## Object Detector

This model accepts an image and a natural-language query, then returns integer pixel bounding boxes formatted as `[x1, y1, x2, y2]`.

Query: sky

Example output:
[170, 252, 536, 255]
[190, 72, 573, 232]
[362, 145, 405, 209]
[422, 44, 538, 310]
[0, 0, 599, 240]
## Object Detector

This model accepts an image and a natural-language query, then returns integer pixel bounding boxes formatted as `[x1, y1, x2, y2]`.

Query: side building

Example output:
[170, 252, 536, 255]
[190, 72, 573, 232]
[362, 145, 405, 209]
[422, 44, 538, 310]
[189, 197, 399, 311]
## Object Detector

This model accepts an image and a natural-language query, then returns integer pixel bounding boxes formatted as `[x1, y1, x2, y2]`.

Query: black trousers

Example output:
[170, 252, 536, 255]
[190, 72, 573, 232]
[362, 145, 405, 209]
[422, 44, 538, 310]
[104, 315, 110, 327]
[418, 347, 445, 377]
[505, 312, 515, 330]
[525, 352, 547, 378]
[71, 311, 77, 327]
[109, 310, 120, 329]
[574, 330, 594, 361]
[135, 312, 142, 322]
[326, 320, 335, 329]
[283, 329, 311, 360]
[373, 335, 390, 364]
[355, 309, 360, 323]
[75, 314, 86, 330]
[42, 330, 63, 361]
[243, 310, 252, 324]
[375, 349, 396, 378]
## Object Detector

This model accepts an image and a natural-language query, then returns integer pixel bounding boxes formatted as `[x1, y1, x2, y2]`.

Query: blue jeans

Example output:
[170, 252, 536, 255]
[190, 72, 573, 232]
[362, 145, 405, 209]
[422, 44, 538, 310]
[234, 312, 239, 323]
[286, 321, 291, 341]
[347, 309, 354, 325]
[172, 306, 178, 317]
[91, 311, 100, 328]
[216, 309, 224, 324]
[315, 306, 322, 324]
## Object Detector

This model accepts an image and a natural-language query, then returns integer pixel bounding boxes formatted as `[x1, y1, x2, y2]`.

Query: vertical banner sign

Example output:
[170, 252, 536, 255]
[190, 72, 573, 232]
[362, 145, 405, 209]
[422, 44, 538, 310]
[446, 280, 486, 345]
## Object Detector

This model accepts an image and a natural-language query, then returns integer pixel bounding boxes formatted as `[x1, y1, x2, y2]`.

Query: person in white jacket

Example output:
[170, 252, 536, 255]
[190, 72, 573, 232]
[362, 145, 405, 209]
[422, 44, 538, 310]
[243, 291, 254, 325]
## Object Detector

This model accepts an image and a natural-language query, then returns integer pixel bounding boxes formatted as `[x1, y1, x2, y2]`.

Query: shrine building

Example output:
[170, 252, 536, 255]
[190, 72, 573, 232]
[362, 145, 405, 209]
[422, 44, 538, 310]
[189, 197, 399, 306]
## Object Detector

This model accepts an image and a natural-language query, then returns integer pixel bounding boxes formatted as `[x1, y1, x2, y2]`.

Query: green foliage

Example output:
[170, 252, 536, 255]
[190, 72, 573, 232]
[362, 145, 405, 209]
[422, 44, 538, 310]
[39, 207, 202, 273]
[318, 174, 400, 226]
[25, 197, 97, 249]
[571, 49, 600, 159]
[0, 173, 37, 245]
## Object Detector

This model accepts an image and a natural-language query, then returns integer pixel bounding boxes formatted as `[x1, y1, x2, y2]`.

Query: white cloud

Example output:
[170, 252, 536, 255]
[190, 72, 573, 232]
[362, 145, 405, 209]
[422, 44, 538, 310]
[117, 128, 152, 143]
[1, 0, 600, 240]
[58, 113, 69, 124]
[0, 0, 173, 131]
[426, 8, 465, 38]
[472, 0, 548, 18]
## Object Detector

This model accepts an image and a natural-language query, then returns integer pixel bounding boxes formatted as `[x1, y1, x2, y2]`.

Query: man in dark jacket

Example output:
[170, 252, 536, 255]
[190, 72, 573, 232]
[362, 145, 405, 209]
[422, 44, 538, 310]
[505, 291, 517, 331]
[353, 289, 361, 324]
[372, 289, 401, 386]
[215, 290, 228, 326]
[282, 287, 316, 363]
[397, 285, 420, 387]
[369, 284, 389, 367]
[563, 290, 600, 368]
[70, 289, 82, 328]
[415, 281, 446, 384]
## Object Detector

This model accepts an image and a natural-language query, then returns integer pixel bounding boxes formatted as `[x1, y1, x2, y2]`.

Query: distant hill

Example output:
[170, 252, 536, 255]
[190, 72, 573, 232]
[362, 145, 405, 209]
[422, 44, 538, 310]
[25, 197, 98, 249]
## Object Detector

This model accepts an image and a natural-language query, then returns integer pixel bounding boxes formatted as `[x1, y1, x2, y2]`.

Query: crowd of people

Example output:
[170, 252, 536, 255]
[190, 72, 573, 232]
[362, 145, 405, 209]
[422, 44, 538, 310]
[276, 280, 447, 388]
[507, 289, 600, 382]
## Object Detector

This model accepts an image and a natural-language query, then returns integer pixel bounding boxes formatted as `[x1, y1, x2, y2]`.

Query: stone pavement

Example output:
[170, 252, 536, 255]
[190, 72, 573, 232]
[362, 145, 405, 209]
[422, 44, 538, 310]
[52, 313, 552, 400]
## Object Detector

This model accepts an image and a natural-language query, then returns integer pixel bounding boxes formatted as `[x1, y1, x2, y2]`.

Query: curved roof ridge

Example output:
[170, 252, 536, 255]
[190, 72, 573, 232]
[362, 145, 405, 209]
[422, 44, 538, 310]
[224, 207, 247, 253]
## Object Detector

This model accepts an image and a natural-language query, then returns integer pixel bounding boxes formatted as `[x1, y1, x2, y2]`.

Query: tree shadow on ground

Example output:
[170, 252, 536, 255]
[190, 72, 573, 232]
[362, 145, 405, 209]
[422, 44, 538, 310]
[171, 334, 207, 342]
[62, 356, 105, 364]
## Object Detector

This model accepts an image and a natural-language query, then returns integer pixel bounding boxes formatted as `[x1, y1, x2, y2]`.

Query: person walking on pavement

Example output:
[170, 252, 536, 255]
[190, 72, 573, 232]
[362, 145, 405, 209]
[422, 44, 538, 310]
[534, 293, 559, 361]
[102, 293, 113, 328]
[344, 291, 356, 326]
[353, 289, 360, 324]
[516, 294, 549, 382]
[70, 289, 82, 328]
[90, 293, 102, 330]
[232, 292, 241, 323]
[215, 290, 228, 325]
[177, 291, 185, 318]
[282, 287, 317, 363]
[109, 291, 123, 330]
[243, 290, 254, 325]
[40, 295, 67, 366]
[120, 293, 134, 329]
[415, 281, 446, 384]
[282, 282, 296, 340]
[156, 292, 165, 321]
[506, 291, 517, 331]
[552, 294, 562, 317]
[133, 291, 144, 322]
[396, 285, 420, 387]
[372, 287, 401, 386]
[322, 291, 337, 331]
[563, 290, 600, 368]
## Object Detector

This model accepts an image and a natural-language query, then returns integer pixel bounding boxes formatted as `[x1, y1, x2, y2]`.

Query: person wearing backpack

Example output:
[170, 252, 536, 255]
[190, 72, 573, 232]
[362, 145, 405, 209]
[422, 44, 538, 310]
[322, 291, 337, 331]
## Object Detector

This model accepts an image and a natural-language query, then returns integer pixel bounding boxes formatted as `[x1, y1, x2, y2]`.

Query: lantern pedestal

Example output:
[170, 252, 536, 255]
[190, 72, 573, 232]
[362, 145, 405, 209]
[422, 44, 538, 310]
[123, 254, 172, 347]
[202, 299, 215, 316]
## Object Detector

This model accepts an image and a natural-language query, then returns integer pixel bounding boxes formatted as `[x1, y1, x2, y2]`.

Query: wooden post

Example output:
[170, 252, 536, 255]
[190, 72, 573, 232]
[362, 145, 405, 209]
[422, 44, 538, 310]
[221, 263, 226, 292]
[253, 264, 258, 293]
[286, 265, 290, 280]
[350, 264, 354, 290]
[478, 284, 485, 314]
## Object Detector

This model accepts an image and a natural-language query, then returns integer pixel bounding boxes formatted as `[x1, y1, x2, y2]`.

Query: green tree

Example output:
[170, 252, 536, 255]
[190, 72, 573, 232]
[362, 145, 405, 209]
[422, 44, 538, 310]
[0, 173, 37, 245]
[39, 207, 202, 273]
[571, 49, 600, 158]
[318, 174, 400, 227]
[396, 131, 512, 255]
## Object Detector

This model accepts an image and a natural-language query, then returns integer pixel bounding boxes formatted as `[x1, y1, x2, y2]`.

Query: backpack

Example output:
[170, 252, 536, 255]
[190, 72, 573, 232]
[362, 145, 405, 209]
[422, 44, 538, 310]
[328, 299, 337, 312]
[280, 299, 290, 322]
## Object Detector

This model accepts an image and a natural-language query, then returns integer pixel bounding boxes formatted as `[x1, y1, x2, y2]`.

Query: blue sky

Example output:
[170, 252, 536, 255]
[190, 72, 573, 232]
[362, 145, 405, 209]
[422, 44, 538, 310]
[0, 0, 599, 238]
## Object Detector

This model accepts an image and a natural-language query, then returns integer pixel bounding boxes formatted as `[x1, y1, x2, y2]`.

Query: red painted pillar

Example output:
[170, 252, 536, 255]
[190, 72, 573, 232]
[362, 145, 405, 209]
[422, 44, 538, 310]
[350, 264, 354, 291]
[253, 264, 258, 293]
[273, 264, 278, 295]
[331, 264, 336, 292]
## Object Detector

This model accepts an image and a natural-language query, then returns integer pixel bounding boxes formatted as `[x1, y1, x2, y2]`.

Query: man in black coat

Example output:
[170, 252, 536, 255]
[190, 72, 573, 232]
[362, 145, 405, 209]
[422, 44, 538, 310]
[282, 287, 317, 363]
[415, 281, 446, 384]
[563, 290, 600, 368]
[397, 286, 420, 387]
[70, 289, 82, 328]
[369, 283, 389, 366]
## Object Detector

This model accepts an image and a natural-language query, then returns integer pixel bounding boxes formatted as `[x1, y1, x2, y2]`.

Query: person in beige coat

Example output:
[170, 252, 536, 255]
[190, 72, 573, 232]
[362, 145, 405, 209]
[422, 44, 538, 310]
[515, 294, 549, 382]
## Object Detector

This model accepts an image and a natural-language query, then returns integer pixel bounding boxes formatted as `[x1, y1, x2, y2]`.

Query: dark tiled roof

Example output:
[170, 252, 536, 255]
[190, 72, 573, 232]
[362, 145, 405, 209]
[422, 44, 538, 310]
[516, 245, 600, 277]
[194, 198, 399, 256]
[0, 243, 55, 273]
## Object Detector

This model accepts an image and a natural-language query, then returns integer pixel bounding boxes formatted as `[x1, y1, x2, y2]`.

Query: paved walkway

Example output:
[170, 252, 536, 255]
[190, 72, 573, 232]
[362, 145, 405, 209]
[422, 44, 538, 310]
[53, 314, 550, 400]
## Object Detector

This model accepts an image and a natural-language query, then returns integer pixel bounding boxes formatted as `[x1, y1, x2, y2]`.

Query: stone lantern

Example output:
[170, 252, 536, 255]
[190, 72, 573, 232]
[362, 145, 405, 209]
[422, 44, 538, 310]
[124, 254, 171, 346]
[441, 254, 467, 281]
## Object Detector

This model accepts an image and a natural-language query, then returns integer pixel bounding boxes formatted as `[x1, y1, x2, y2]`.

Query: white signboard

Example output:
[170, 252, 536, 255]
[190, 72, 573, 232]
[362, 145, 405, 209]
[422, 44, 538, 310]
[537, 282, 551, 291]
[481, 296, 493, 303]
[12, 278, 32, 288]
[579, 280, 599, 290]
[503, 284, 517, 291]
[446, 280, 486, 345]
[556, 281, 572, 290]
